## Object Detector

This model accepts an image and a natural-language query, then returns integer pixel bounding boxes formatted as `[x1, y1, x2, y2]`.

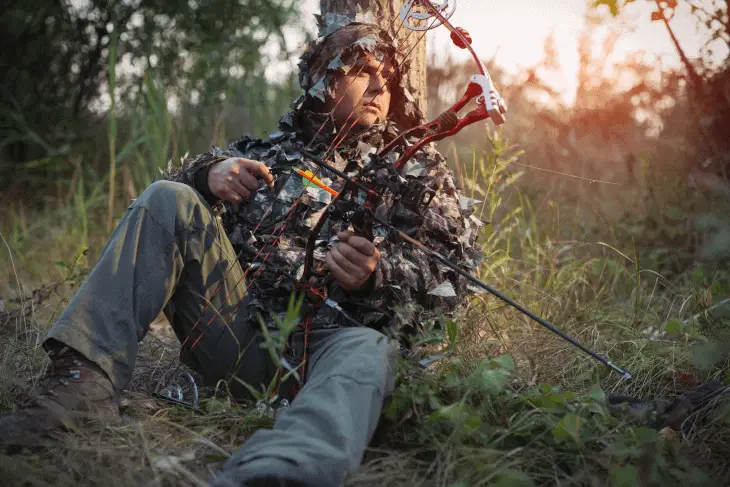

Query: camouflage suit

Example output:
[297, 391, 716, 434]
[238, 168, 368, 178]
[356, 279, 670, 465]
[44, 22, 484, 487]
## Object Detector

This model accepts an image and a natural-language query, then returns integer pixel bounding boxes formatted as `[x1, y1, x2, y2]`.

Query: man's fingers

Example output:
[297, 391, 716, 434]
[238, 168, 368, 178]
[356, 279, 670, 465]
[241, 158, 274, 187]
[227, 176, 251, 200]
[236, 169, 260, 193]
[325, 253, 357, 289]
[224, 188, 245, 203]
[334, 242, 370, 267]
[338, 231, 378, 259]
[343, 235, 377, 257]
[331, 245, 365, 276]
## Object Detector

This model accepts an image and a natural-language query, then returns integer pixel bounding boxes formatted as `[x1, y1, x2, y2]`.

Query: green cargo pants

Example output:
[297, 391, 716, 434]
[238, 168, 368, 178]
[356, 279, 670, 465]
[46, 180, 399, 487]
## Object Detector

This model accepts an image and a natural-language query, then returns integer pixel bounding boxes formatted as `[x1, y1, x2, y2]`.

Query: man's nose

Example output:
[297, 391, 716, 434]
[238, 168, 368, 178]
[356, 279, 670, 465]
[368, 74, 387, 94]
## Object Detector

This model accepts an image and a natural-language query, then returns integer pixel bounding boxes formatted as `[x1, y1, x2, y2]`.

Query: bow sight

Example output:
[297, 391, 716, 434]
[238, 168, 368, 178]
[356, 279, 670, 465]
[400, 0, 457, 31]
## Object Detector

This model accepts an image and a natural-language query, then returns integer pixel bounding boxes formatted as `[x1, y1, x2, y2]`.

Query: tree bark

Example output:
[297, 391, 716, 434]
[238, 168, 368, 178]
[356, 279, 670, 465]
[319, 0, 428, 116]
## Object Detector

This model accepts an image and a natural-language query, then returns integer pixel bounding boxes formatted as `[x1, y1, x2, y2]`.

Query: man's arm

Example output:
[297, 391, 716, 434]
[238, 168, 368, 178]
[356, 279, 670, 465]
[162, 151, 229, 205]
[162, 151, 273, 205]
[334, 148, 485, 328]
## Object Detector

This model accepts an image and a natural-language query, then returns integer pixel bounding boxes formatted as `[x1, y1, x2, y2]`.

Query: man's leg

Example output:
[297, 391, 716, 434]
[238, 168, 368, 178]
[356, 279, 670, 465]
[214, 327, 400, 487]
[45, 180, 254, 391]
[0, 180, 268, 443]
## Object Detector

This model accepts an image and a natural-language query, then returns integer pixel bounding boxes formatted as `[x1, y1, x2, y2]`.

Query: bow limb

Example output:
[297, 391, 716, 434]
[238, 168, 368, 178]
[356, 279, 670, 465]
[420, 0, 506, 123]
[376, 0, 507, 172]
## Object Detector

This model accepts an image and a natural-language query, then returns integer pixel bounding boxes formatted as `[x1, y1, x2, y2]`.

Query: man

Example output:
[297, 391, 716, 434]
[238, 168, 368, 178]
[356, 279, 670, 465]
[0, 22, 484, 487]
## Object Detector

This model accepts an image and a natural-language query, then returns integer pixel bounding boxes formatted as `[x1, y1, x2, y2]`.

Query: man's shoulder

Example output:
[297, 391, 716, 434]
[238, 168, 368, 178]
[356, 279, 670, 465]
[225, 131, 304, 164]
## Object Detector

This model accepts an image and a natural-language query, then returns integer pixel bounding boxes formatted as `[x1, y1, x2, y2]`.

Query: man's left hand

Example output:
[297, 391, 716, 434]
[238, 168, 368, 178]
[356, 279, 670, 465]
[325, 231, 380, 291]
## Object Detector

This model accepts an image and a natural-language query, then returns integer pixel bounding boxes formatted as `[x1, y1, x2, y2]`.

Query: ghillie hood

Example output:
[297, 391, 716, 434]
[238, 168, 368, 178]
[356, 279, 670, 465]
[278, 20, 425, 143]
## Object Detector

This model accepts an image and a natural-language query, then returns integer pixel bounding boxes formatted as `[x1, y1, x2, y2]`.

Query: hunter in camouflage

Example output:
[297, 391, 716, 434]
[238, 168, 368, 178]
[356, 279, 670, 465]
[0, 21, 484, 487]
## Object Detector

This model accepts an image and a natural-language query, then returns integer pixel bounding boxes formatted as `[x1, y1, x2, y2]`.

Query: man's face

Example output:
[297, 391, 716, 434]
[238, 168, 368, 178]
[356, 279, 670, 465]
[327, 55, 394, 130]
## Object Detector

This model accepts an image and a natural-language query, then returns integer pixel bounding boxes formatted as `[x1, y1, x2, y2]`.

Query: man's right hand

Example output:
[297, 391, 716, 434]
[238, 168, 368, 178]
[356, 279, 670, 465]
[208, 157, 274, 203]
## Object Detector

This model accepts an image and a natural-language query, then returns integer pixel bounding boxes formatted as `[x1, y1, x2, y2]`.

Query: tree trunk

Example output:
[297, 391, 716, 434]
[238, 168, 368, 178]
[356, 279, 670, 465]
[319, 0, 428, 116]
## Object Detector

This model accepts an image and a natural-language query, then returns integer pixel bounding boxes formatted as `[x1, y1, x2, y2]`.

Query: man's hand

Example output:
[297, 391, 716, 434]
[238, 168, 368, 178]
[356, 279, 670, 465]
[325, 231, 380, 291]
[208, 157, 274, 203]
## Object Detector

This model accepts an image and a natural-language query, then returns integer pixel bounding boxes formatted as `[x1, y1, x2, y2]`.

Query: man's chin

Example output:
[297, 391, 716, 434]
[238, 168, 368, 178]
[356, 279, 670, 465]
[354, 112, 385, 129]
[333, 112, 385, 134]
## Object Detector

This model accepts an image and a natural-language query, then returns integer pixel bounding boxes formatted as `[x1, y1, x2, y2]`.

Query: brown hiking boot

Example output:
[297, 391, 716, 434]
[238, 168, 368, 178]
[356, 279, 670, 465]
[0, 343, 120, 448]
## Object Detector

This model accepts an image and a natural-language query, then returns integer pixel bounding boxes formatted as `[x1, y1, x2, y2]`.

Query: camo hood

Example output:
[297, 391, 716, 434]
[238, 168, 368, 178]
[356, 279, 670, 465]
[279, 21, 425, 141]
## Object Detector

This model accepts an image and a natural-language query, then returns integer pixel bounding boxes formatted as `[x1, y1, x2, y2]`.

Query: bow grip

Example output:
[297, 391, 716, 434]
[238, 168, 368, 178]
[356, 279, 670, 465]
[350, 208, 375, 242]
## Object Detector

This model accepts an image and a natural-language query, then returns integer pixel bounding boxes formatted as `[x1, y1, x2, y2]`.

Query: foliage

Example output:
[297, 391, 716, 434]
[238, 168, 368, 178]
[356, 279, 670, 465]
[1, 1, 730, 486]
[0, 0, 301, 188]
[383, 349, 716, 486]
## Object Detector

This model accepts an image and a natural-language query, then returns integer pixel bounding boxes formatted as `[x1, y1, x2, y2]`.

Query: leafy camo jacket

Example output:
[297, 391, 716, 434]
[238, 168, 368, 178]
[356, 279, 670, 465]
[162, 102, 485, 338]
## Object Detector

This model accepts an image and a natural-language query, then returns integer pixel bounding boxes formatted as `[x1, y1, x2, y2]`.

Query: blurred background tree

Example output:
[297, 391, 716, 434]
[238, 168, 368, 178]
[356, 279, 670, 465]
[0, 0, 302, 195]
[594, 0, 730, 177]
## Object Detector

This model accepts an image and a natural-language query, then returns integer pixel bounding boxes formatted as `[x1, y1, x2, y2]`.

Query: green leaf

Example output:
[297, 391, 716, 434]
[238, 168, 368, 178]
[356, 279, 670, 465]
[664, 319, 682, 336]
[689, 341, 730, 371]
[202, 397, 228, 414]
[464, 415, 482, 433]
[465, 356, 514, 395]
[480, 368, 510, 394]
[430, 402, 466, 424]
[610, 464, 638, 487]
[491, 354, 516, 371]
[587, 383, 606, 402]
[552, 413, 583, 444]
[446, 319, 458, 350]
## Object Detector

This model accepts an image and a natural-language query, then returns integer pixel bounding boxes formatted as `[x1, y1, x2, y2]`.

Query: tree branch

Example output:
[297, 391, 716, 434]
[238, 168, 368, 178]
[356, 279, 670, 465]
[655, 0, 704, 92]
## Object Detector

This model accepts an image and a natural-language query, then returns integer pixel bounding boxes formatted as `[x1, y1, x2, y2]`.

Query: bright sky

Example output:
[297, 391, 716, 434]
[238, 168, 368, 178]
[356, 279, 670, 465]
[280, 0, 728, 105]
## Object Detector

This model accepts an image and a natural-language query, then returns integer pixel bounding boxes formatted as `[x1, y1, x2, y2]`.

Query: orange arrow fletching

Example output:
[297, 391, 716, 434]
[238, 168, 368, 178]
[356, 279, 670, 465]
[296, 169, 338, 196]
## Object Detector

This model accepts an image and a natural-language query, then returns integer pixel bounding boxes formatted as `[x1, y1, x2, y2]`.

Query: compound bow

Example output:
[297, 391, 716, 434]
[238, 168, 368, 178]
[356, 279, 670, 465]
[294, 0, 630, 381]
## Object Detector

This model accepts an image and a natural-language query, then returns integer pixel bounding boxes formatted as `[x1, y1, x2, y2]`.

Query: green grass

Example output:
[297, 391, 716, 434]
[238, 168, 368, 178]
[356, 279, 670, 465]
[1, 125, 729, 486]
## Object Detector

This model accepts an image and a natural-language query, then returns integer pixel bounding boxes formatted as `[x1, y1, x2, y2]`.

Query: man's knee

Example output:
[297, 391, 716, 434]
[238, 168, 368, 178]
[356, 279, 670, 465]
[350, 327, 399, 358]
[142, 180, 203, 206]
[314, 327, 400, 395]
[133, 180, 211, 232]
